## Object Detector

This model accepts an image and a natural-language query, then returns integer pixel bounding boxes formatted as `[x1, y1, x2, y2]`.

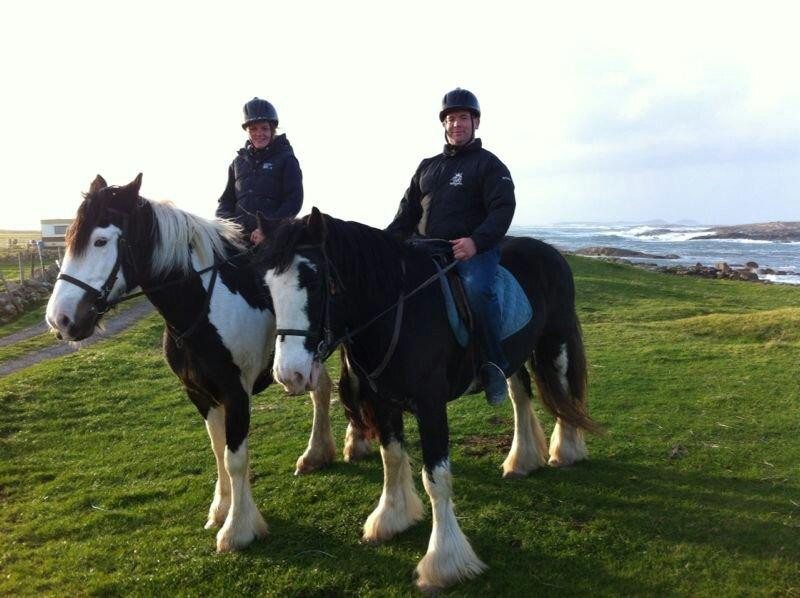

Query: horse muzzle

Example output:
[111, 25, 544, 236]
[274, 359, 322, 395]
[46, 308, 100, 342]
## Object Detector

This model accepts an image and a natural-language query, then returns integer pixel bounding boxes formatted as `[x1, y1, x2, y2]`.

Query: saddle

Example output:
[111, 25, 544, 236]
[408, 239, 534, 348]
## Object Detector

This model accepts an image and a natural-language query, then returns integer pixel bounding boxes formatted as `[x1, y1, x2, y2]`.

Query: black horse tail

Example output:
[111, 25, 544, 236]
[337, 347, 379, 440]
[531, 313, 601, 434]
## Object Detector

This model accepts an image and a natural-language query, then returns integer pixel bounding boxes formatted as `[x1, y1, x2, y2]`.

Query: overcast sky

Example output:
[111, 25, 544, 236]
[1, 1, 798, 230]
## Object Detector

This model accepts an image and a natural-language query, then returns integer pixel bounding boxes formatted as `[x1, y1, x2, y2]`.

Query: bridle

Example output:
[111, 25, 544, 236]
[274, 240, 458, 390]
[56, 207, 253, 347]
[274, 243, 347, 363]
[56, 208, 139, 317]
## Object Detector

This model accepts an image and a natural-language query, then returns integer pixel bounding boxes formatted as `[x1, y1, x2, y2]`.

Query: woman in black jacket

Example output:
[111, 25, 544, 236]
[216, 97, 303, 244]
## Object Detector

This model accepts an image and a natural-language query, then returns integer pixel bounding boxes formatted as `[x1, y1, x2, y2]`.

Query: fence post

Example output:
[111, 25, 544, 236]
[36, 242, 45, 280]
[30, 252, 35, 279]
[18, 251, 23, 282]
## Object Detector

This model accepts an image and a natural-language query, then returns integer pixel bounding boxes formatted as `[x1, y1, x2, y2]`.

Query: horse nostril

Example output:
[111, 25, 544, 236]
[57, 314, 71, 328]
[292, 371, 305, 390]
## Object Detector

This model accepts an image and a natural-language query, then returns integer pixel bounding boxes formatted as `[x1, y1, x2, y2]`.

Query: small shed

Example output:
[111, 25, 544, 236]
[40, 219, 73, 247]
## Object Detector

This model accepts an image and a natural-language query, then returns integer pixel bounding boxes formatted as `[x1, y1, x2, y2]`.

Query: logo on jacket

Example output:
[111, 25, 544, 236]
[262, 162, 273, 170]
[449, 172, 463, 186]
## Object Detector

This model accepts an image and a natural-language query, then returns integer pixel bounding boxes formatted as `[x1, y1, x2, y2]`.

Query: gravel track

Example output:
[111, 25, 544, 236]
[0, 301, 156, 378]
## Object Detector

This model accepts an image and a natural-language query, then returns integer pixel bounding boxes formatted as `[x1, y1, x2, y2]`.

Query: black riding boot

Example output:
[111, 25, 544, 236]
[474, 305, 509, 406]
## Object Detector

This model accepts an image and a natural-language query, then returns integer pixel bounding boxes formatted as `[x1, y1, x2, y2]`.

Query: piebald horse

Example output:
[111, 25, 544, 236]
[256, 208, 598, 591]
[45, 175, 368, 552]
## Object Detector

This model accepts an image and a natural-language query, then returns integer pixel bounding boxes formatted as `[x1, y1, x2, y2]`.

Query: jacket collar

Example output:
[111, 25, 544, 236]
[443, 137, 482, 157]
[242, 134, 292, 159]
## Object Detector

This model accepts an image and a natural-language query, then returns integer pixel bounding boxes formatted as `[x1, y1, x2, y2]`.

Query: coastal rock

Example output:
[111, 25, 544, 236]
[575, 246, 680, 259]
[715, 262, 731, 273]
[734, 270, 759, 281]
[635, 228, 674, 237]
[746, 261, 758, 270]
[692, 221, 800, 242]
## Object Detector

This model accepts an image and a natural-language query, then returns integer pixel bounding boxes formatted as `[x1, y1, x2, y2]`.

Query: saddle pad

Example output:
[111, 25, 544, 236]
[437, 264, 533, 348]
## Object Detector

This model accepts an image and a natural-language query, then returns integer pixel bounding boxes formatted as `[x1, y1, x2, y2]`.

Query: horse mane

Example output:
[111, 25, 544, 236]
[149, 200, 244, 277]
[262, 214, 414, 300]
[66, 185, 244, 278]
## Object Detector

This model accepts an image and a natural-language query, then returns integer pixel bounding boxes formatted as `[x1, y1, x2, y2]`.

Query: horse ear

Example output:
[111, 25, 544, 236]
[127, 173, 143, 195]
[307, 207, 327, 244]
[89, 174, 107, 193]
[256, 210, 282, 236]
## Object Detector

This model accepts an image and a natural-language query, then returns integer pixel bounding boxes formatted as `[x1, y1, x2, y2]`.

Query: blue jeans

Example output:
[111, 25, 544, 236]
[455, 246, 509, 372]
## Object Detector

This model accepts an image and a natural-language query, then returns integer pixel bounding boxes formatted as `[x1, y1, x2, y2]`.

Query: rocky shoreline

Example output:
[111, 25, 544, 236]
[636, 221, 800, 242]
[570, 246, 790, 284]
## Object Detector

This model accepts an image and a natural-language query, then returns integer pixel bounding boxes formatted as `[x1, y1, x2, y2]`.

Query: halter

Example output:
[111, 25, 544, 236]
[275, 240, 458, 390]
[56, 207, 254, 347]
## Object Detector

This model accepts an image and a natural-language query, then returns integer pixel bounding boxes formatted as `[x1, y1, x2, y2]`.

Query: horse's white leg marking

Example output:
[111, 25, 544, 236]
[216, 439, 268, 552]
[204, 406, 231, 529]
[549, 419, 587, 467]
[502, 373, 547, 478]
[362, 441, 424, 543]
[295, 367, 337, 475]
[548, 344, 588, 467]
[343, 422, 373, 462]
[415, 461, 486, 591]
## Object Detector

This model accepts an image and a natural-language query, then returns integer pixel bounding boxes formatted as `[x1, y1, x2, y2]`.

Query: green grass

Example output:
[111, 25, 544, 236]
[0, 332, 55, 363]
[0, 303, 48, 338]
[1, 257, 798, 596]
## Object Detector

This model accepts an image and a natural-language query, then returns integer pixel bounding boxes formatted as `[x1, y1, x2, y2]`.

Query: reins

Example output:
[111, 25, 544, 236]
[275, 241, 459, 390]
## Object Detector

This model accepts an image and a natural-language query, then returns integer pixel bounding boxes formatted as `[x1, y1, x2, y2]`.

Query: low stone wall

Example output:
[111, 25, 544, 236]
[0, 264, 58, 323]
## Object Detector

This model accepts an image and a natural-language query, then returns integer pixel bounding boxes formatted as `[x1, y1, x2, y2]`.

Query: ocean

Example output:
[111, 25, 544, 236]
[510, 223, 800, 286]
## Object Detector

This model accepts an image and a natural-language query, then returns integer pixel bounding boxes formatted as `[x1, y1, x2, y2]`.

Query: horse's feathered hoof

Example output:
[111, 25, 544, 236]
[413, 545, 487, 591]
[294, 445, 336, 475]
[215, 512, 268, 552]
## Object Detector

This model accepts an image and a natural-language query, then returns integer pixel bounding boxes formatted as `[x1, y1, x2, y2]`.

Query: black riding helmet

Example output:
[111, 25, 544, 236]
[242, 97, 279, 129]
[439, 88, 481, 121]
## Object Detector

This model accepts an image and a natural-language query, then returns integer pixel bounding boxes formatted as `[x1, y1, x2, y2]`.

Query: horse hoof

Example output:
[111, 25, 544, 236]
[502, 470, 527, 479]
[294, 453, 333, 475]
[204, 519, 219, 530]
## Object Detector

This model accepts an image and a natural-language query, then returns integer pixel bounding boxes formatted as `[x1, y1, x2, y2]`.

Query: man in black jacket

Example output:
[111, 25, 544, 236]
[217, 97, 303, 244]
[386, 88, 516, 405]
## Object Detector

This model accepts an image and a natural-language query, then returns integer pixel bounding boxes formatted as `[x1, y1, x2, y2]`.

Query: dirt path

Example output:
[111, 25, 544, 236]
[0, 320, 48, 347]
[0, 301, 156, 378]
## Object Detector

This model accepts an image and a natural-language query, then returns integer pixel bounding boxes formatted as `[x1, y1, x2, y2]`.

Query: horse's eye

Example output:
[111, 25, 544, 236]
[94, 238, 108, 247]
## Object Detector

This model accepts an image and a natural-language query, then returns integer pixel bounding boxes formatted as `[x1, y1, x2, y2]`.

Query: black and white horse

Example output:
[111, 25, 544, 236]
[45, 175, 359, 553]
[256, 208, 598, 591]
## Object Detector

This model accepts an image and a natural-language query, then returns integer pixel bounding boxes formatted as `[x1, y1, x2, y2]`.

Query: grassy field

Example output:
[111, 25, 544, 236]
[0, 231, 40, 246]
[1, 257, 798, 596]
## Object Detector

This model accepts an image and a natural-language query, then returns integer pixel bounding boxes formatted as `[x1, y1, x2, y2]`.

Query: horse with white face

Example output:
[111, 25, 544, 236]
[257, 208, 599, 591]
[46, 174, 349, 552]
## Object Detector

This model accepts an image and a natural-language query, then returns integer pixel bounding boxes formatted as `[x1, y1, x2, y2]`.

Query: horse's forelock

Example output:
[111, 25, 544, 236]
[65, 190, 113, 256]
[258, 217, 310, 275]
